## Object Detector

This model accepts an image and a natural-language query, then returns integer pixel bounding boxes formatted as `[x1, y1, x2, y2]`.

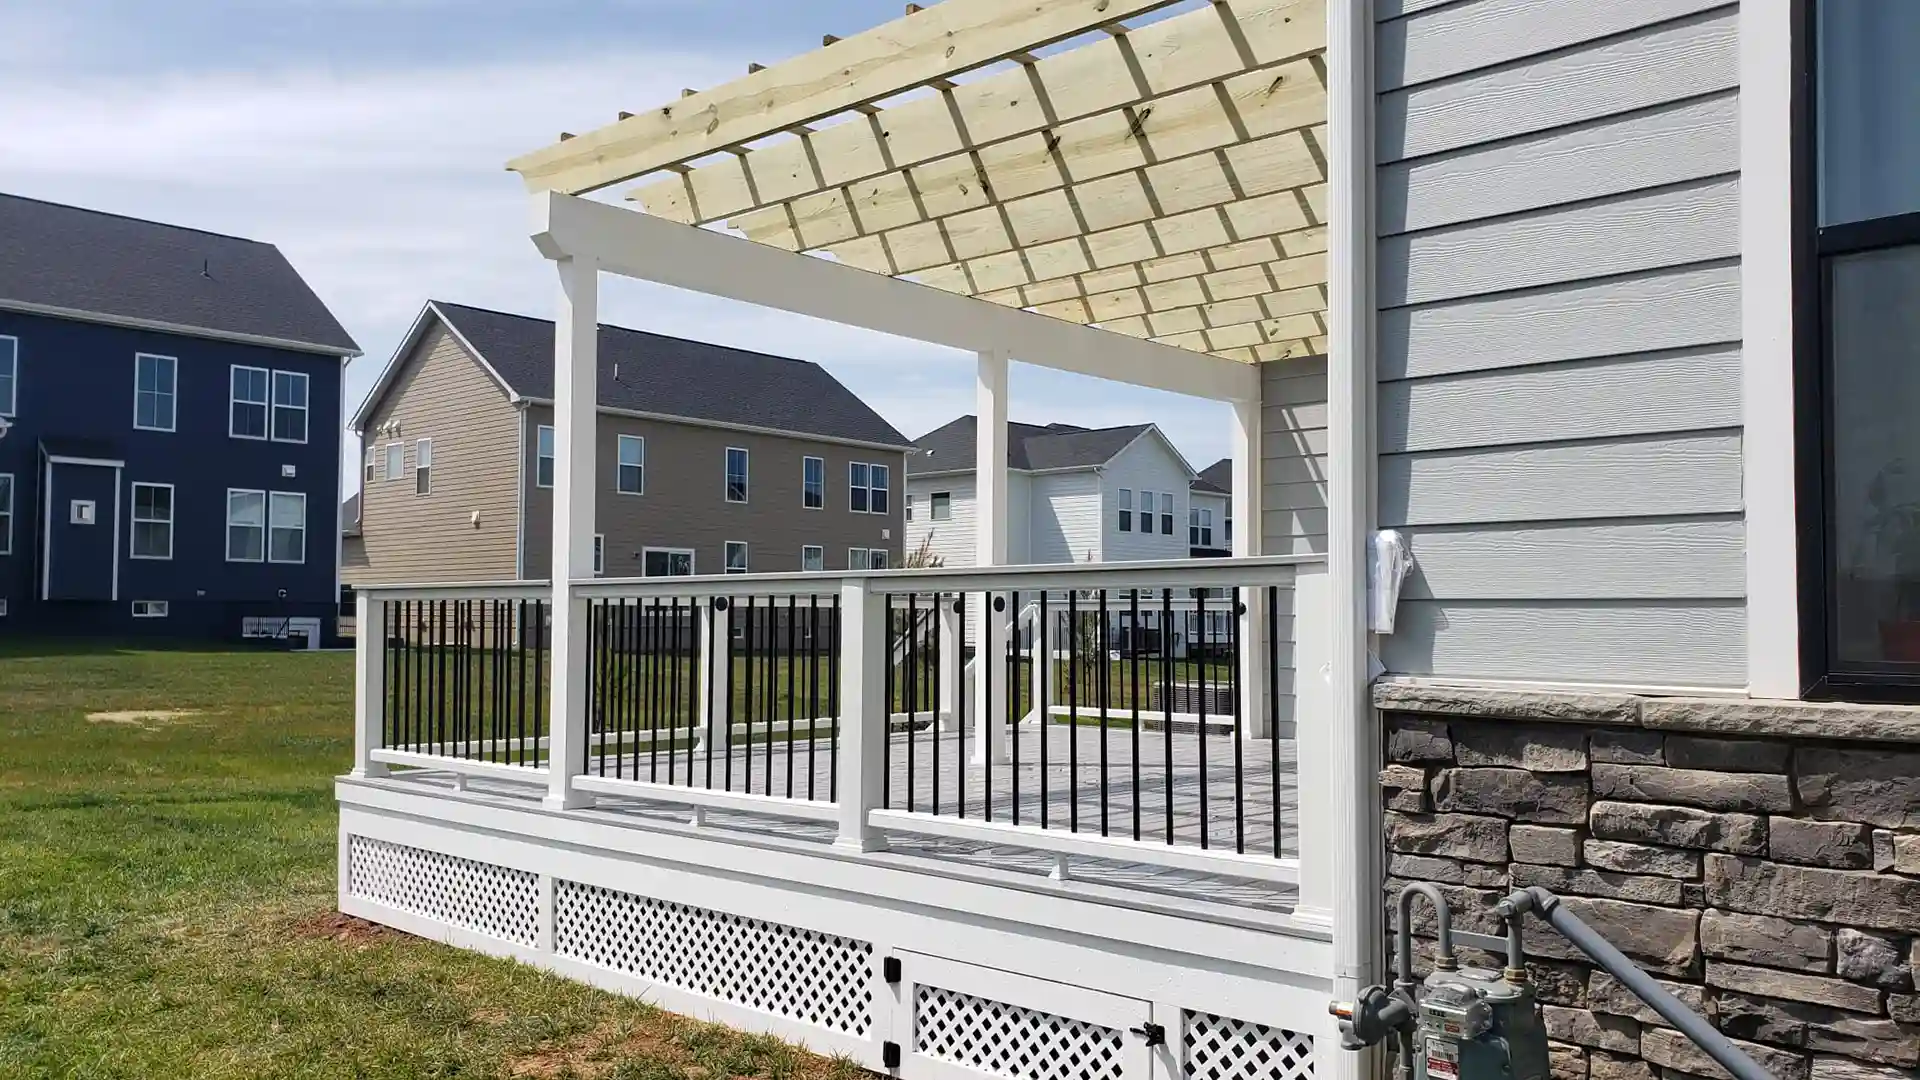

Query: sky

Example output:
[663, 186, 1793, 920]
[0, 0, 1237, 493]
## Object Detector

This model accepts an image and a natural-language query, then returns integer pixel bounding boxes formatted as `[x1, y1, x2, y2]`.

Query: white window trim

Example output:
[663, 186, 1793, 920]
[129, 481, 175, 561]
[848, 460, 891, 515]
[930, 490, 953, 521]
[849, 547, 867, 570]
[536, 425, 556, 489]
[725, 446, 750, 504]
[226, 488, 266, 563]
[0, 334, 17, 418]
[229, 365, 270, 441]
[724, 539, 750, 574]
[594, 533, 605, 576]
[270, 369, 310, 445]
[802, 544, 825, 572]
[132, 600, 170, 619]
[0, 472, 11, 556]
[641, 546, 697, 577]
[616, 434, 646, 495]
[363, 446, 376, 484]
[132, 353, 177, 434]
[267, 491, 307, 565]
[802, 455, 825, 510]
[414, 438, 433, 496]
[383, 441, 404, 482]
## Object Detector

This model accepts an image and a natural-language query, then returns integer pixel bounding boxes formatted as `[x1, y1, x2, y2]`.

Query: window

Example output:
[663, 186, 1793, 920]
[132, 600, 169, 619]
[134, 354, 176, 432]
[536, 425, 555, 488]
[1800, 2, 1920, 693]
[230, 366, 269, 439]
[130, 483, 173, 560]
[905, 493, 914, 522]
[415, 439, 433, 496]
[383, 442, 404, 482]
[1118, 488, 1133, 532]
[617, 435, 645, 495]
[1190, 507, 1214, 548]
[268, 492, 306, 564]
[1160, 492, 1175, 535]
[849, 547, 889, 570]
[1225, 515, 1234, 548]
[849, 463, 869, 513]
[725, 447, 749, 503]
[849, 462, 889, 514]
[725, 541, 749, 574]
[802, 545, 824, 572]
[271, 370, 309, 443]
[870, 549, 889, 570]
[226, 489, 266, 562]
[594, 534, 605, 576]
[643, 548, 695, 577]
[931, 491, 952, 521]
[0, 473, 11, 555]
[363, 446, 376, 484]
[870, 464, 890, 514]
[0, 335, 15, 417]
[803, 456, 825, 509]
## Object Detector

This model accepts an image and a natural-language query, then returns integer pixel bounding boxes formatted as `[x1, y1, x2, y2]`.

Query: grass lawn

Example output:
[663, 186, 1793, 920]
[0, 641, 866, 1080]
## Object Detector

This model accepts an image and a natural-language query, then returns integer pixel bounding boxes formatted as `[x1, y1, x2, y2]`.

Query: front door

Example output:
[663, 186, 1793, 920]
[42, 455, 123, 602]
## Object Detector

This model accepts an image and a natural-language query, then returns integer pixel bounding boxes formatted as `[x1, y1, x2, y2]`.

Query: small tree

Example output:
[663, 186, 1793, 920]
[904, 531, 945, 569]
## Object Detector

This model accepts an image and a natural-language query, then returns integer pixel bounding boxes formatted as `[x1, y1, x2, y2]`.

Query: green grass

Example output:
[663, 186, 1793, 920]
[0, 641, 868, 1080]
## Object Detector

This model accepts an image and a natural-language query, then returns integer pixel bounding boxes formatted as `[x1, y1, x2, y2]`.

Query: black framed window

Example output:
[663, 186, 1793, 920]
[1798, 1, 1920, 697]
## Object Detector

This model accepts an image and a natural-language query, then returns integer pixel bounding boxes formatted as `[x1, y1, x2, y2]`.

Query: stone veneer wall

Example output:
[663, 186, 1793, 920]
[1374, 684, 1920, 1080]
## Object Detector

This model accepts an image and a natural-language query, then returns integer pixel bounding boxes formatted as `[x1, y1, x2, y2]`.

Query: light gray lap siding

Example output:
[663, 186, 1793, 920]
[1261, 356, 1328, 557]
[1374, 0, 1745, 689]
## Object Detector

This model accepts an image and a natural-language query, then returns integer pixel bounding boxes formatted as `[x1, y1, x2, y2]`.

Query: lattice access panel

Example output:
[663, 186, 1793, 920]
[552, 880, 873, 1037]
[915, 984, 1128, 1080]
[347, 836, 541, 948]
[1183, 1010, 1315, 1080]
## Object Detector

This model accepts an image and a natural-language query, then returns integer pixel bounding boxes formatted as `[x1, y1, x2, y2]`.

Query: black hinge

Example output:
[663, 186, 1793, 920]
[883, 956, 902, 984]
[883, 1041, 902, 1068]
[1130, 1022, 1166, 1047]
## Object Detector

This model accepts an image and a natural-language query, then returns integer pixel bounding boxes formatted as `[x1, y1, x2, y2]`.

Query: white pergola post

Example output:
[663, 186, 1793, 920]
[545, 255, 599, 811]
[837, 578, 889, 852]
[973, 348, 1011, 765]
[1231, 391, 1271, 741]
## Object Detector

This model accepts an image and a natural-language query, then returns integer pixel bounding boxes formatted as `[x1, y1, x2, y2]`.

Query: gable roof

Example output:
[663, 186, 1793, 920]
[909, 415, 1168, 476]
[0, 192, 359, 356]
[354, 301, 910, 449]
[1193, 458, 1232, 495]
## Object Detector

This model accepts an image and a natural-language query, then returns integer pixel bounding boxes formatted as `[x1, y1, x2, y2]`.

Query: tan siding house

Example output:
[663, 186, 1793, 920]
[348, 301, 909, 584]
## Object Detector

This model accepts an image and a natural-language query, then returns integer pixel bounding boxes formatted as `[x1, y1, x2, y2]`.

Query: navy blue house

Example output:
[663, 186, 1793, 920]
[0, 193, 360, 643]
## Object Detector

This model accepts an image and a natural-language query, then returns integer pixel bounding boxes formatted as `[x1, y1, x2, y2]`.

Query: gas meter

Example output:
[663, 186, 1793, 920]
[1412, 967, 1547, 1080]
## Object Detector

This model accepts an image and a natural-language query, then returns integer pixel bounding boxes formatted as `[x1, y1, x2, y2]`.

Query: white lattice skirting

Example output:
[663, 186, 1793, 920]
[1185, 1010, 1316, 1080]
[346, 835, 541, 948]
[915, 984, 1127, 1080]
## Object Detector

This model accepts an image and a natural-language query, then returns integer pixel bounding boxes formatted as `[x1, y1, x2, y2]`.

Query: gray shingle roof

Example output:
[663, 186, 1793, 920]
[432, 302, 910, 448]
[908, 415, 1154, 475]
[1193, 458, 1232, 495]
[0, 192, 359, 355]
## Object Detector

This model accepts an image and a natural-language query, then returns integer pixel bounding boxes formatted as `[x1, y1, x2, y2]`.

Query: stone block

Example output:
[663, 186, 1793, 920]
[1699, 910, 1833, 974]
[1805, 1015, 1920, 1069]
[1529, 959, 1593, 1007]
[1895, 833, 1920, 875]
[1513, 863, 1686, 905]
[1592, 763, 1794, 814]
[1386, 812, 1509, 862]
[1663, 735, 1792, 773]
[1543, 1005, 1640, 1053]
[1706, 853, 1920, 933]
[1641, 1025, 1809, 1080]
[1810, 1056, 1918, 1080]
[1590, 1051, 1657, 1080]
[1382, 764, 1430, 812]
[1873, 830, 1896, 872]
[1374, 683, 1639, 725]
[1681, 883, 1706, 907]
[1795, 747, 1920, 829]
[1525, 898, 1697, 976]
[1585, 839, 1703, 879]
[1453, 720, 1589, 772]
[1550, 1040, 1590, 1080]
[1707, 962, 1885, 1014]
[1589, 971, 1708, 1026]
[1714, 990, 1822, 1047]
[1592, 729, 1665, 765]
[1835, 929, 1910, 991]
[1769, 819, 1875, 870]
[1714, 990, 1920, 1065]
[1386, 716, 1453, 763]
[1591, 802, 1767, 855]
[1512, 825, 1584, 867]
[1432, 767, 1589, 824]
[1388, 853, 1508, 888]
[1890, 995, 1920, 1024]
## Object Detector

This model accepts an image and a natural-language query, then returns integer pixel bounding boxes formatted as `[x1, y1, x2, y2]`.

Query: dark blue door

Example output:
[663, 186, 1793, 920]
[44, 459, 120, 602]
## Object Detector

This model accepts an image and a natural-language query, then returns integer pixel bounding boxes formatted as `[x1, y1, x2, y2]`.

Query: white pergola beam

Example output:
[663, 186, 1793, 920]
[532, 193, 1259, 403]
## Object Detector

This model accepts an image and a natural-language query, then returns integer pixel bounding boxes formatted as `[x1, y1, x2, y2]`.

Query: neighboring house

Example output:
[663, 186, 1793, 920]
[0, 192, 358, 642]
[904, 415, 1212, 567]
[340, 493, 364, 583]
[1189, 458, 1232, 557]
[349, 301, 911, 583]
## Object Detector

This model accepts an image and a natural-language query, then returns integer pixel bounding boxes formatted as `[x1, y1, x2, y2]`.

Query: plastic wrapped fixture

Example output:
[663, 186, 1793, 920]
[1369, 529, 1413, 634]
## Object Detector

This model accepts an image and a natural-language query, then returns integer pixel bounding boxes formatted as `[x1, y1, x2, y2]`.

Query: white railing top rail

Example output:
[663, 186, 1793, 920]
[358, 581, 554, 602]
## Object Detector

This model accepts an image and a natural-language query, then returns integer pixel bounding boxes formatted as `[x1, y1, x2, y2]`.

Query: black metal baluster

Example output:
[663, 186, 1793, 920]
[931, 592, 941, 816]
[1268, 585, 1282, 858]
[1162, 588, 1175, 845]
[807, 595, 819, 800]
[1067, 591, 1078, 833]
[1098, 589, 1110, 837]
[1000, 591, 1014, 826]
[883, 599, 895, 809]
[828, 594, 841, 801]
[955, 595, 966, 820]
[1038, 592, 1049, 829]
[706, 599, 720, 790]
[764, 596, 776, 797]
[786, 595, 797, 799]
[435, 600, 448, 756]
[1130, 590, 1142, 842]
[1197, 592, 1211, 850]
[907, 592, 918, 814]
[1232, 587, 1245, 855]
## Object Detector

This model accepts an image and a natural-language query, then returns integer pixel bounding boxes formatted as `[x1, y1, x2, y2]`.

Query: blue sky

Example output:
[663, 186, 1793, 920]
[0, 0, 1235, 489]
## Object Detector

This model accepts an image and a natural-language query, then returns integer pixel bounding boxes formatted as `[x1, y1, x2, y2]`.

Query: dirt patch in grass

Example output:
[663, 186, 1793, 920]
[287, 910, 408, 949]
[507, 1014, 869, 1080]
[85, 708, 202, 728]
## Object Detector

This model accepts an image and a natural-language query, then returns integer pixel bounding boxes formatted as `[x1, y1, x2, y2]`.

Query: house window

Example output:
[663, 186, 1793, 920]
[132, 600, 169, 619]
[725, 541, 749, 574]
[363, 446, 376, 484]
[0, 473, 11, 555]
[1801, 2, 1920, 692]
[230, 366, 269, 439]
[594, 534, 605, 576]
[802, 545, 824, 572]
[931, 492, 952, 521]
[617, 435, 645, 495]
[849, 547, 889, 570]
[271, 371, 309, 443]
[849, 463, 869, 513]
[383, 441, 404, 482]
[849, 462, 889, 513]
[536, 425, 555, 488]
[414, 439, 433, 496]
[803, 456, 825, 509]
[268, 492, 306, 564]
[1160, 492, 1176, 536]
[134, 354, 177, 432]
[0, 335, 16, 417]
[905, 494, 914, 522]
[1190, 507, 1214, 548]
[724, 447, 749, 503]
[643, 548, 695, 577]
[870, 464, 890, 514]
[226, 489, 266, 562]
[130, 483, 174, 560]
[1118, 488, 1133, 532]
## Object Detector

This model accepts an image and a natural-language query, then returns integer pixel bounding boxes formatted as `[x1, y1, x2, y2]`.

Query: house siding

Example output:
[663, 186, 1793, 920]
[1374, 0, 1744, 687]
[1029, 471, 1103, 565]
[905, 474, 977, 568]
[1101, 434, 1195, 563]
[1260, 355, 1328, 557]
[522, 406, 904, 578]
[355, 324, 520, 584]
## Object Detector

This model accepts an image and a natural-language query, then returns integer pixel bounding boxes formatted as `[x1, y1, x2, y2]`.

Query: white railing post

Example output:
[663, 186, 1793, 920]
[1289, 562, 1336, 925]
[545, 254, 599, 811]
[352, 592, 388, 778]
[972, 593, 1010, 763]
[696, 600, 726, 747]
[1231, 390, 1271, 740]
[836, 577, 889, 851]
[939, 596, 963, 731]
